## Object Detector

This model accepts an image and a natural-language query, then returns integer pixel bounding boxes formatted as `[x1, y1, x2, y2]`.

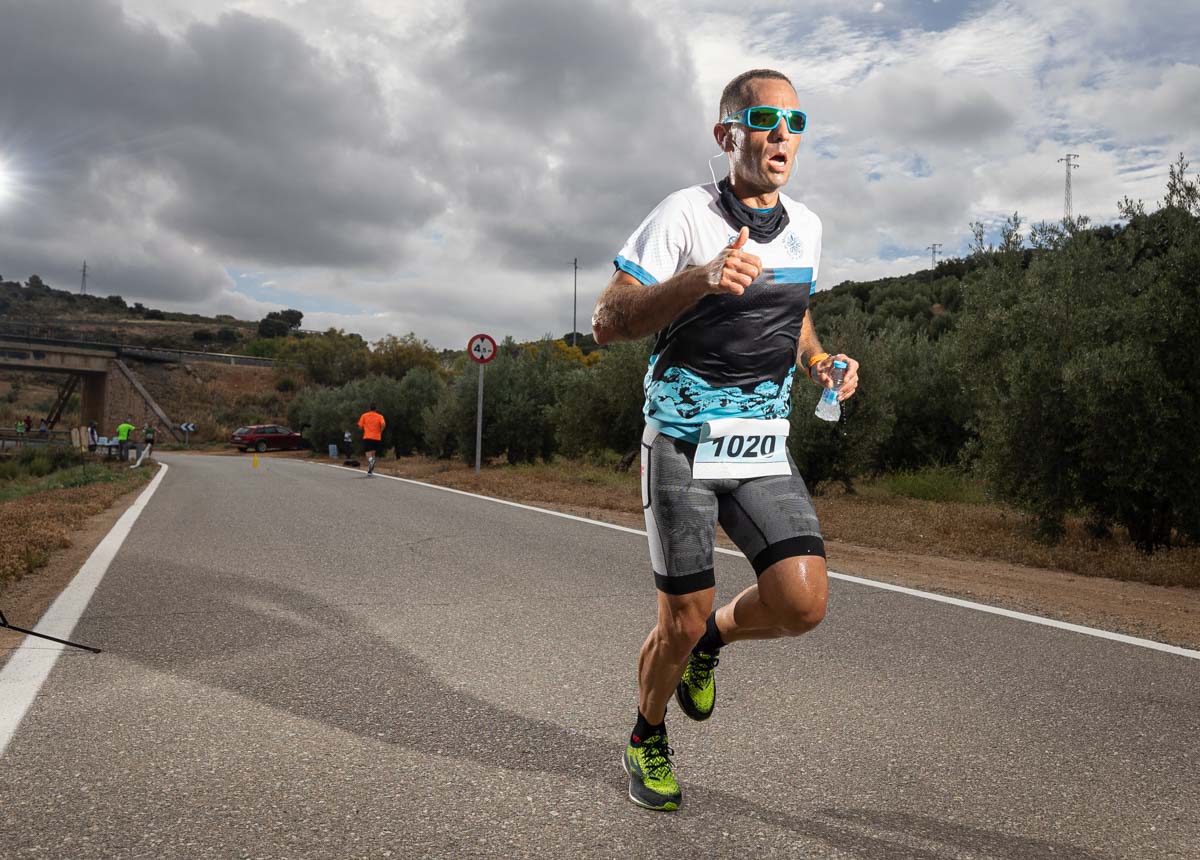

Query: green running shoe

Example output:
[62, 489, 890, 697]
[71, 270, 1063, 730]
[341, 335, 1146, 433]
[622, 733, 681, 811]
[675, 649, 719, 721]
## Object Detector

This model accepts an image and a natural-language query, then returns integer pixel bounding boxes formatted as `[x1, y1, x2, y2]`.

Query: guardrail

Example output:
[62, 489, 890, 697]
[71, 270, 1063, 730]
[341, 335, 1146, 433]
[0, 429, 74, 450]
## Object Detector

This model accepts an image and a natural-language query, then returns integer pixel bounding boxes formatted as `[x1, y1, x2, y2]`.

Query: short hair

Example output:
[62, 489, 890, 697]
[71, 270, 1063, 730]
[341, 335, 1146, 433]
[369, 403, 377, 411]
[719, 69, 795, 121]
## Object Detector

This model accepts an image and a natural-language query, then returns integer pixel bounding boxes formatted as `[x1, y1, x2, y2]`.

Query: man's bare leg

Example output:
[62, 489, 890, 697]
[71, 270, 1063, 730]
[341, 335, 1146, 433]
[637, 587, 715, 723]
[714, 555, 828, 644]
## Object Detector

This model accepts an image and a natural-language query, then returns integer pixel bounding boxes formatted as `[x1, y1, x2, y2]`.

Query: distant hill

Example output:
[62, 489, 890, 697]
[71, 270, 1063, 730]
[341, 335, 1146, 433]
[0, 275, 257, 353]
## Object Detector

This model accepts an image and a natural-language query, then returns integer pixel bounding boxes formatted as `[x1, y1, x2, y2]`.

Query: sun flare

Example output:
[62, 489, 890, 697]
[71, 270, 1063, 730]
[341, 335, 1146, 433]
[0, 156, 14, 207]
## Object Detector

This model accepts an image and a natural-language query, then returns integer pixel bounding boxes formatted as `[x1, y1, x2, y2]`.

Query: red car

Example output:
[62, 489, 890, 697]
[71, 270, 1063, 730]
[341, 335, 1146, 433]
[231, 424, 306, 453]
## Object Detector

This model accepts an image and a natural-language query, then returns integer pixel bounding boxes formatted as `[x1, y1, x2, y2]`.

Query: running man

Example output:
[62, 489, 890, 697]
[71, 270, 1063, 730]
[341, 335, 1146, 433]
[592, 69, 859, 811]
[356, 403, 386, 476]
[131, 424, 155, 468]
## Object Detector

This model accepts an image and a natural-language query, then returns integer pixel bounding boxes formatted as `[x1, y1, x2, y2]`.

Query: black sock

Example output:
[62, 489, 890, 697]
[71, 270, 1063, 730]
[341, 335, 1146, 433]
[631, 711, 665, 745]
[693, 611, 725, 654]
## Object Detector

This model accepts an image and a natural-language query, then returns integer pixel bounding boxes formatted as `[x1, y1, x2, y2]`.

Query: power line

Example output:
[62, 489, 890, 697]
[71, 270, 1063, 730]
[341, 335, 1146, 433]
[926, 243, 942, 268]
[1058, 153, 1080, 221]
[80, 260, 87, 295]
[572, 258, 579, 348]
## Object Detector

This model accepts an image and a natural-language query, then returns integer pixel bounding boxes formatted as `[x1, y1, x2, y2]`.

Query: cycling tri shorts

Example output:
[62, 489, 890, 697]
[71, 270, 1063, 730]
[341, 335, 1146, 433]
[640, 425, 825, 595]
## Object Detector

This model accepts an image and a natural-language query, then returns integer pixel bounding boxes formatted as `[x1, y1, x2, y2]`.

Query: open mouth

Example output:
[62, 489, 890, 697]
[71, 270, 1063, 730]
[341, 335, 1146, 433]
[768, 152, 788, 171]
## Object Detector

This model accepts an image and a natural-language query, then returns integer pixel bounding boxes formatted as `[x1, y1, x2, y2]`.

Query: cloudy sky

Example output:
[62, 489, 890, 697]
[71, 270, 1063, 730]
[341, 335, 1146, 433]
[1, 0, 1197, 348]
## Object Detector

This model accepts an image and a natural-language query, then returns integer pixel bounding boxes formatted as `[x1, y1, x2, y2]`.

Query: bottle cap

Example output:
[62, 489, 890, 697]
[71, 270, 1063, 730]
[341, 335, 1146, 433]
[833, 359, 848, 369]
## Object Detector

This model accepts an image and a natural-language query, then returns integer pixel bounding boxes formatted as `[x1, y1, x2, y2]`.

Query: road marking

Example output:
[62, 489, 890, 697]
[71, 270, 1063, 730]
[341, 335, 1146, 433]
[329, 463, 1200, 662]
[0, 463, 170, 757]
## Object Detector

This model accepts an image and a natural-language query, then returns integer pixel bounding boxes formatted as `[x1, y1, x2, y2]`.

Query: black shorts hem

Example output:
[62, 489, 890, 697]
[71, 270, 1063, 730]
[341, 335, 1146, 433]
[654, 569, 716, 595]
[362, 440, 383, 453]
[751, 536, 826, 575]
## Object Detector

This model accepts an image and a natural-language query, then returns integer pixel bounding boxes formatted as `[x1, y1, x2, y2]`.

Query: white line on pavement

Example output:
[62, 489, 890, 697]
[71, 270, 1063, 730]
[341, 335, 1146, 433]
[0, 463, 170, 757]
[328, 463, 1200, 662]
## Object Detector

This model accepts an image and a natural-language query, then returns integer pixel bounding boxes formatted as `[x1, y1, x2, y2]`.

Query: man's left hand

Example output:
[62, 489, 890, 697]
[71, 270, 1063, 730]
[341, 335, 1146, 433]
[812, 354, 860, 401]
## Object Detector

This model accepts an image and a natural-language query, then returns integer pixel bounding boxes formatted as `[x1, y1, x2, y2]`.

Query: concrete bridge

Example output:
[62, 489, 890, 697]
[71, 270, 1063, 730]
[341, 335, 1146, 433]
[0, 336, 182, 441]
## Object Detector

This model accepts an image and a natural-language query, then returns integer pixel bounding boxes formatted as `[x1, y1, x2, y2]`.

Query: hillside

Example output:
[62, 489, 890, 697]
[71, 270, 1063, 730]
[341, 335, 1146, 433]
[1, 276, 258, 353]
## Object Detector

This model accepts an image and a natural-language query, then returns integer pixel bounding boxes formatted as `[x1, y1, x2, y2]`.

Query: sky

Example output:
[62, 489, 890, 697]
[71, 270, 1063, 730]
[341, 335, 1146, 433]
[1, 0, 1197, 348]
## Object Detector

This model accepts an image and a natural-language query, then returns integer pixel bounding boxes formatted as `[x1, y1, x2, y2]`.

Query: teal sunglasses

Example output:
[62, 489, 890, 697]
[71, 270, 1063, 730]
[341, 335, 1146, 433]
[722, 105, 807, 134]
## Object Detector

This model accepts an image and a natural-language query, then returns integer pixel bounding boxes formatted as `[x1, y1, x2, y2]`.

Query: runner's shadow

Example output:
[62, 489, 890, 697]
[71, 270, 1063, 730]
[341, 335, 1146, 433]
[87, 565, 1104, 860]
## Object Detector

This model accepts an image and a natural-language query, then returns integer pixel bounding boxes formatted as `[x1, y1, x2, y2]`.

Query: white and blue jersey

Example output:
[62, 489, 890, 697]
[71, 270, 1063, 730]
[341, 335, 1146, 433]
[615, 183, 822, 444]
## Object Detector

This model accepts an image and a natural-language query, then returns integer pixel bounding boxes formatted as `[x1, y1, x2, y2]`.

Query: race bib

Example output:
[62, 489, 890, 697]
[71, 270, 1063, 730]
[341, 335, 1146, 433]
[692, 418, 791, 480]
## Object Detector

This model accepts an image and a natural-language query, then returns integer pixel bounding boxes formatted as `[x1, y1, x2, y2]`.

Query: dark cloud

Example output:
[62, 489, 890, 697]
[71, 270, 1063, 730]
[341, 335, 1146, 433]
[417, 0, 712, 271]
[0, 0, 439, 297]
[854, 68, 1017, 147]
[0, 0, 717, 308]
[4, 0, 1190, 348]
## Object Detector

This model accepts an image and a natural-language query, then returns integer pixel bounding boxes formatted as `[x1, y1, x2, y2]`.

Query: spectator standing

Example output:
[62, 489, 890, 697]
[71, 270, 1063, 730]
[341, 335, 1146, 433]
[38, 418, 48, 436]
[15, 418, 25, 445]
[116, 417, 136, 462]
[87, 422, 99, 453]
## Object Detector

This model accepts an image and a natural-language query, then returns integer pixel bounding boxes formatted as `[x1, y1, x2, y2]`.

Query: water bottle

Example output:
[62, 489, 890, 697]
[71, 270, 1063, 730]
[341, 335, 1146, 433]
[814, 359, 848, 422]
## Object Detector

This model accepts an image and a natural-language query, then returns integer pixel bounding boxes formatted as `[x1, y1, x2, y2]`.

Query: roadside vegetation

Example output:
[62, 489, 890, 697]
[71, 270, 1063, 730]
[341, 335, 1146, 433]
[0, 448, 153, 587]
[288, 158, 1200, 573]
[4, 157, 1197, 582]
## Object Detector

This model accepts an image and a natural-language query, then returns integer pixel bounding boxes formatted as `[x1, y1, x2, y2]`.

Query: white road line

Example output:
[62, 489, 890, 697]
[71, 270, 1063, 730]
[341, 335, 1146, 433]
[329, 463, 1200, 662]
[0, 464, 170, 757]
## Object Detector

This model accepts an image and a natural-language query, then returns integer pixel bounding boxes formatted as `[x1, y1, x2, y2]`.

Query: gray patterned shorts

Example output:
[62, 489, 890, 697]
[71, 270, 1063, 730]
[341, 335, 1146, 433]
[640, 425, 825, 595]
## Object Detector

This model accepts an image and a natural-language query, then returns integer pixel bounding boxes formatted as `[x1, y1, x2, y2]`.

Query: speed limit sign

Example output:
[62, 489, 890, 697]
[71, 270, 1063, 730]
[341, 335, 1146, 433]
[468, 333, 497, 364]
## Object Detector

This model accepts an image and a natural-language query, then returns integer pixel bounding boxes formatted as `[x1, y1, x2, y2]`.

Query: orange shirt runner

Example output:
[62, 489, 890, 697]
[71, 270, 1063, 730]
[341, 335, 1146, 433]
[357, 410, 386, 441]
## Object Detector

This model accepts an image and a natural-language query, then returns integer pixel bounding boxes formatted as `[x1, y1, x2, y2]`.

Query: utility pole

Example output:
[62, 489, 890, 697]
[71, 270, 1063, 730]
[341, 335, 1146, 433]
[1058, 153, 1080, 222]
[572, 257, 578, 348]
[80, 260, 87, 295]
[926, 243, 942, 268]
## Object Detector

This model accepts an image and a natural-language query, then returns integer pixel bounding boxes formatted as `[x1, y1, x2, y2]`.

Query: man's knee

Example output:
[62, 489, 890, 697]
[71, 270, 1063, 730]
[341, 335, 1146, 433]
[774, 595, 826, 636]
[760, 555, 828, 636]
[656, 596, 711, 659]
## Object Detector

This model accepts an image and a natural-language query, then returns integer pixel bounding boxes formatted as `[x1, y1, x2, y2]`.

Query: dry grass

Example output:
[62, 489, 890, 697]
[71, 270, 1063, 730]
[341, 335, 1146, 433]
[374, 456, 1200, 589]
[816, 488, 1199, 588]
[0, 464, 152, 587]
[135, 361, 296, 443]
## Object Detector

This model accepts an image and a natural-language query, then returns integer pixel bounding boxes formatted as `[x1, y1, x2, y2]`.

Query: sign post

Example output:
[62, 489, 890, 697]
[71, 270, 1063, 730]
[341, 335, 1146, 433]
[467, 334, 497, 475]
[179, 422, 197, 447]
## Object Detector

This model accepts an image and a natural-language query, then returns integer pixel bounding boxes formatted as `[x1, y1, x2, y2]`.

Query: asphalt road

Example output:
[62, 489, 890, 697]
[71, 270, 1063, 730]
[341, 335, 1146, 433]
[1, 454, 1197, 859]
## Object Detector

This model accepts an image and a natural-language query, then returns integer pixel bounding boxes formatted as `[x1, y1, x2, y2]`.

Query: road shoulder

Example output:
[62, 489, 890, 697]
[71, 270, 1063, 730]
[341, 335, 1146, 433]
[480, 498, 1200, 652]
[0, 479, 153, 657]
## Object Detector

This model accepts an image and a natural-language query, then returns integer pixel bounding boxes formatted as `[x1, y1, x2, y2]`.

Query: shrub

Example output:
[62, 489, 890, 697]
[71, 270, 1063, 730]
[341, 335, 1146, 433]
[419, 339, 584, 465]
[955, 166, 1200, 550]
[394, 367, 444, 455]
[370, 333, 441, 381]
[257, 316, 291, 339]
[875, 466, 987, 505]
[288, 375, 409, 455]
[281, 329, 370, 386]
[554, 339, 651, 459]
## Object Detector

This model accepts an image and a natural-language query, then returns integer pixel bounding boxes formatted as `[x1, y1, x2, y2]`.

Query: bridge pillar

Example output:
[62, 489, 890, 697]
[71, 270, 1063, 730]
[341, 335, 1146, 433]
[80, 373, 106, 428]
